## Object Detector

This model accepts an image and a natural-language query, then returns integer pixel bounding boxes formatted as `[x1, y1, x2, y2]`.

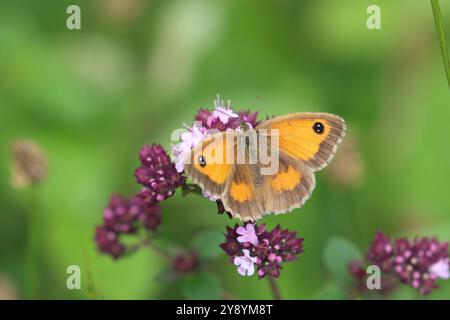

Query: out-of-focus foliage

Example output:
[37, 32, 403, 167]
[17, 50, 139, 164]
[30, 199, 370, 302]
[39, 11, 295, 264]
[0, 0, 449, 299]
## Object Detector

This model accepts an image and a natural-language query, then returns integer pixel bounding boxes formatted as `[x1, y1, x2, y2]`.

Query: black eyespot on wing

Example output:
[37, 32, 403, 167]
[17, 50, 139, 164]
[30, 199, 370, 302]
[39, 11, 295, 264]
[198, 155, 207, 167]
[312, 122, 324, 134]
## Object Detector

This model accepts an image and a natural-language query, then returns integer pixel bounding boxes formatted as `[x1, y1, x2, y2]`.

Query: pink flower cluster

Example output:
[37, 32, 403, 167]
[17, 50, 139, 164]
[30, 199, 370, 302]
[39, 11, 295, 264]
[95, 195, 161, 259]
[350, 231, 450, 295]
[96, 145, 182, 259]
[221, 223, 304, 278]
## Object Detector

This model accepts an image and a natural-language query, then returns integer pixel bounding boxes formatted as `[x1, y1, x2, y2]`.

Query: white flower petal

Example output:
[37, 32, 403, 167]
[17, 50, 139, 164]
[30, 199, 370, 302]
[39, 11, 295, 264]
[237, 265, 247, 276]
[246, 262, 255, 276]
[233, 256, 243, 266]
[429, 259, 450, 279]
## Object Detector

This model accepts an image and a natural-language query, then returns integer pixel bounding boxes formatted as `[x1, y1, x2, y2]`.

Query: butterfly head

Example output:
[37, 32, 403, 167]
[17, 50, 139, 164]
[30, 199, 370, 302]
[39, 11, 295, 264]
[240, 120, 251, 132]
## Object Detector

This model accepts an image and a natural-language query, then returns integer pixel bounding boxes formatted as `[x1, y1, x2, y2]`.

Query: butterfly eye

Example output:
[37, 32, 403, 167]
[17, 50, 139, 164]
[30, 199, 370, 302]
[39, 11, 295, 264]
[312, 122, 324, 134]
[198, 155, 207, 167]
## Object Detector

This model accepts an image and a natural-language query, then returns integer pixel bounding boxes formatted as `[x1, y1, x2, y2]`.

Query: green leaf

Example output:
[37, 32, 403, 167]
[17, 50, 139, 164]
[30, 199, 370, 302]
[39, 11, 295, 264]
[431, 0, 450, 88]
[323, 237, 363, 286]
[193, 230, 224, 260]
[182, 272, 221, 300]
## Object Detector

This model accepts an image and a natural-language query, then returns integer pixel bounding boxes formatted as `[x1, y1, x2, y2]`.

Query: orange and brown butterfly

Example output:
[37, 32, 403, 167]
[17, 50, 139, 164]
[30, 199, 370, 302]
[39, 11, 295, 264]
[184, 113, 346, 222]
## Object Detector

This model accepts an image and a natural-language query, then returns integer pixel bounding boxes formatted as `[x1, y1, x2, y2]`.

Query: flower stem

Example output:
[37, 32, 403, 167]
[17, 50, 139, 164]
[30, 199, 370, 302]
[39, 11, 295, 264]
[431, 0, 450, 88]
[25, 186, 40, 299]
[267, 276, 282, 300]
[146, 241, 173, 263]
[128, 237, 172, 263]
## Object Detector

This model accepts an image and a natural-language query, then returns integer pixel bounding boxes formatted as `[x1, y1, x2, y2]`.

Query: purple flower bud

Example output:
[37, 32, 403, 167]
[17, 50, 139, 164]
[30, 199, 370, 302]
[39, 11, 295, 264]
[172, 251, 199, 274]
[348, 260, 366, 280]
[95, 226, 125, 259]
[367, 231, 394, 271]
[135, 144, 185, 204]
[95, 194, 162, 259]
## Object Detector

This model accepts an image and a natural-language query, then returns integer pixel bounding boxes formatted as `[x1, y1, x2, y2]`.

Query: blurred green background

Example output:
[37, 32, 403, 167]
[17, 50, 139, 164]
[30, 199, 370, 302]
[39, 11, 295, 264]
[0, 0, 449, 299]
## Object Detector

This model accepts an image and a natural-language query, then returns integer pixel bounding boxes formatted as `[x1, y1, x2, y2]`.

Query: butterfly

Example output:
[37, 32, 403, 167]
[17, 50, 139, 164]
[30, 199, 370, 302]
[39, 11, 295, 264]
[184, 113, 346, 222]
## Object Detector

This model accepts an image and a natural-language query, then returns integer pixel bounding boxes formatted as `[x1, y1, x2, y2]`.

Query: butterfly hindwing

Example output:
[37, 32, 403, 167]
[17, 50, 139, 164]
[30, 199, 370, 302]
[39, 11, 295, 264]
[221, 155, 316, 221]
[260, 154, 316, 216]
[221, 163, 265, 221]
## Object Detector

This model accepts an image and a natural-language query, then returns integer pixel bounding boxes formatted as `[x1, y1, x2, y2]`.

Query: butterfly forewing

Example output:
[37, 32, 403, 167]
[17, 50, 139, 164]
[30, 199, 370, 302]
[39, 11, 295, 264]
[184, 131, 238, 198]
[256, 112, 346, 171]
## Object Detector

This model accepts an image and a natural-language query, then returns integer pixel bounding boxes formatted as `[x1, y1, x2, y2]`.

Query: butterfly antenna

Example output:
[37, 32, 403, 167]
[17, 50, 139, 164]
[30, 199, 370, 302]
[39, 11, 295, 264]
[214, 107, 236, 118]
[251, 95, 260, 110]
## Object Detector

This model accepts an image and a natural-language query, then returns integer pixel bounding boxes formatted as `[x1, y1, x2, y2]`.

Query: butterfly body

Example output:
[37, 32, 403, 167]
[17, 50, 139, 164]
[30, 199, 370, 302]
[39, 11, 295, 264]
[184, 112, 346, 221]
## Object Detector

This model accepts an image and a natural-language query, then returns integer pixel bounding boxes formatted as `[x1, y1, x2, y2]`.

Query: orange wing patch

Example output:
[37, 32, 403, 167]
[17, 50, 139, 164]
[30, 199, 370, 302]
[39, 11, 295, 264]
[270, 166, 301, 192]
[192, 134, 233, 185]
[194, 162, 231, 184]
[270, 119, 330, 161]
[229, 182, 254, 203]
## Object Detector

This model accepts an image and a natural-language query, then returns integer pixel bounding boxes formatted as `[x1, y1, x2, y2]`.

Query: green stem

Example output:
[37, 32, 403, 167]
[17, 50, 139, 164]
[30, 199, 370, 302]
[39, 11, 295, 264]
[128, 237, 172, 263]
[83, 251, 98, 300]
[146, 241, 173, 263]
[431, 0, 450, 88]
[267, 276, 282, 300]
[25, 186, 40, 299]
